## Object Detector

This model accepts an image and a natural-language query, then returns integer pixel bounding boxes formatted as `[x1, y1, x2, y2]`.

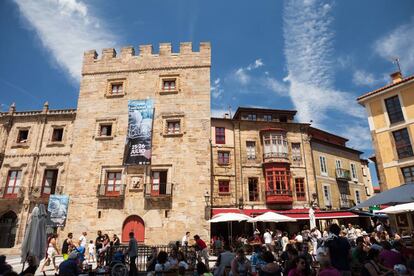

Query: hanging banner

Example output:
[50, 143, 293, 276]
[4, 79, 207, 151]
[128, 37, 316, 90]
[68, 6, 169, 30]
[47, 194, 69, 227]
[124, 99, 154, 165]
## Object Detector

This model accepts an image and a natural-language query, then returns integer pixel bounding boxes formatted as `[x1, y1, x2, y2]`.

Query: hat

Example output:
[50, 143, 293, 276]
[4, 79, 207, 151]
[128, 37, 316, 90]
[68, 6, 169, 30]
[362, 231, 368, 236]
[68, 251, 79, 260]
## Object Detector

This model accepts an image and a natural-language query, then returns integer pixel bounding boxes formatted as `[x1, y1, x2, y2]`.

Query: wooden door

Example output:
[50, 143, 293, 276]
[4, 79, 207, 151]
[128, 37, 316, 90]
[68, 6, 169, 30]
[122, 215, 145, 243]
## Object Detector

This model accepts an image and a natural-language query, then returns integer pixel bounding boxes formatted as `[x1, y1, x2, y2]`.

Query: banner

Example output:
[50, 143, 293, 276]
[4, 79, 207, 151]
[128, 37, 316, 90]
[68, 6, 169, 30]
[47, 194, 69, 227]
[124, 99, 154, 165]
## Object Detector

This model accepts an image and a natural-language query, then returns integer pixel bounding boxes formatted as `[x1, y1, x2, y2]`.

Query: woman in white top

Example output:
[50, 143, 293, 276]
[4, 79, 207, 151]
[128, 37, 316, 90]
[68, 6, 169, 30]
[40, 234, 60, 275]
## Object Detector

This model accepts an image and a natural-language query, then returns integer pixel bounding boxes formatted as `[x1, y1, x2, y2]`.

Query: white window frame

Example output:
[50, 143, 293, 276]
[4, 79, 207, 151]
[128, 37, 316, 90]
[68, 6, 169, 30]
[322, 184, 331, 207]
[319, 156, 327, 176]
[246, 141, 256, 160]
[350, 163, 358, 181]
[354, 189, 361, 204]
[335, 159, 342, 169]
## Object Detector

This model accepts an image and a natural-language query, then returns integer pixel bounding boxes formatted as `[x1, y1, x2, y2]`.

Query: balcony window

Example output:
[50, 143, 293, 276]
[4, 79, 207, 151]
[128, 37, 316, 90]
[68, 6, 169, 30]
[295, 178, 305, 201]
[106, 172, 122, 195]
[291, 143, 302, 163]
[218, 180, 230, 193]
[218, 151, 230, 165]
[51, 128, 64, 142]
[263, 132, 288, 159]
[335, 160, 342, 169]
[393, 128, 414, 159]
[265, 165, 290, 195]
[248, 178, 259, 201]
[151, 171, 167, 196]
[5, 170, 22, 198]
[42, 169, 58, 196]
[246, 141, 256, 160]
[17, 130, 29, 143]
[340, 193, 350, 208]
[385, 95, 404, 124]
[402, 166, 414, 184]
[215, 127, 225, 144]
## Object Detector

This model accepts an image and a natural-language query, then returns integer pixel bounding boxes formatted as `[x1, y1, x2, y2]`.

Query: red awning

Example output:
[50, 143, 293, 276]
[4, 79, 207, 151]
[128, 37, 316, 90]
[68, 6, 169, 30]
[212, 208, 359, 220]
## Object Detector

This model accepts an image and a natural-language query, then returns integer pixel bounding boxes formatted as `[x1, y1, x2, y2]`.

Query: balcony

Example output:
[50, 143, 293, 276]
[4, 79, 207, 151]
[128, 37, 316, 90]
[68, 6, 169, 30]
[0, 186, 25, 200]
[97, 184, 126, 199]
[144, 183, 173, 199]
[265, 189, 293, 204]
[263, 152, 289, 163]
[336, 168, 351, 181]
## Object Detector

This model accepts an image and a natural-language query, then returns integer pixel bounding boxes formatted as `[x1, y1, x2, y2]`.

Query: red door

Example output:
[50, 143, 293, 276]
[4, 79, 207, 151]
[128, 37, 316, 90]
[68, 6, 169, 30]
[122, 215, 145, 243]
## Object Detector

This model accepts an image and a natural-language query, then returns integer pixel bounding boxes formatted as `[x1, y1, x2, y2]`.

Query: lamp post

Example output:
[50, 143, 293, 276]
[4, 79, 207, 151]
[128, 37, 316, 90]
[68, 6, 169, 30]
[204, 190, 211, 220]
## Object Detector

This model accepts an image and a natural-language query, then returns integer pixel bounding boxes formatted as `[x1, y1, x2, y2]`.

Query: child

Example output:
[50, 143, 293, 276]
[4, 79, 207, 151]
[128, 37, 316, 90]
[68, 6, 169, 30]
[88, 240, 96, 263]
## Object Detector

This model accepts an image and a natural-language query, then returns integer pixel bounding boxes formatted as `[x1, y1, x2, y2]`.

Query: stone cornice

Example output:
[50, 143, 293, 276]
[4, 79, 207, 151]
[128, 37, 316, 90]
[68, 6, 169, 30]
[82, 65, 211, 76]
[0, 109, 76, 118]
[4, 152, 70, 158]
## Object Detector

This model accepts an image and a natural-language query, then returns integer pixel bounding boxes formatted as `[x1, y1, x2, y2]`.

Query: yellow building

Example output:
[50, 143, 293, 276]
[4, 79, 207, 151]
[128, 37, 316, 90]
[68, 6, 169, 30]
[357, 72, 414, 191]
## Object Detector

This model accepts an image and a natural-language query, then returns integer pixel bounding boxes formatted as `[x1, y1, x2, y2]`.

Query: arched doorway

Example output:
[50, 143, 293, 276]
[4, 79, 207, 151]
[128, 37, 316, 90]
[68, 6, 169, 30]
[0, 211, 18, 248]
[122, 215, 145, 243]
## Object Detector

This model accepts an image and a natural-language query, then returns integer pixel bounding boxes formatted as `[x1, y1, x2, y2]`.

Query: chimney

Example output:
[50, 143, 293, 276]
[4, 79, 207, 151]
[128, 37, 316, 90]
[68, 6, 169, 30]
[390, 71, 403, 84]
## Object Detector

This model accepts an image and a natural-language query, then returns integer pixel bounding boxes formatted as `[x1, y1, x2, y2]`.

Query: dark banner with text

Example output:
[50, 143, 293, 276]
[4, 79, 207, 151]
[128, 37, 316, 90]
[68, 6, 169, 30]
[124, 99, 154, 165]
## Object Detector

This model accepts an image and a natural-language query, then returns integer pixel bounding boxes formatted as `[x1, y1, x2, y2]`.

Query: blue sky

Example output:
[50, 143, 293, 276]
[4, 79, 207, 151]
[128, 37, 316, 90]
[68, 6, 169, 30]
[1, 0, 414, 185]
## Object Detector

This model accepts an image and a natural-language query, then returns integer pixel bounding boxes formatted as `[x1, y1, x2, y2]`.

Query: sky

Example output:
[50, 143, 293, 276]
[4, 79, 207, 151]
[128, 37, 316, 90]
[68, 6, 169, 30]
[1, 0, 414, 185]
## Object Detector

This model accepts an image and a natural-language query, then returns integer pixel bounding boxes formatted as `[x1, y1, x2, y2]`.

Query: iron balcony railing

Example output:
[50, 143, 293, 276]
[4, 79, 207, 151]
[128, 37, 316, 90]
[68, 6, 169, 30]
[97, 184, 126, 197]
[263, 152, 289, 159]
[336, 168, 351, 181]
[144, 183, 173, 198]
[265, 189, 293, 196]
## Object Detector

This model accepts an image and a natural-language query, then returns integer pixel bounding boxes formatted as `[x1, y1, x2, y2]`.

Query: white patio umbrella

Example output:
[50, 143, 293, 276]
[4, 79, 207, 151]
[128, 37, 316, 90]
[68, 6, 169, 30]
[248, 212, 296, 223]
[208, 212, 251, 244]
[381, 202, 414, 214]
[355, 183, 414, 208]
[21, 204, 48, 268]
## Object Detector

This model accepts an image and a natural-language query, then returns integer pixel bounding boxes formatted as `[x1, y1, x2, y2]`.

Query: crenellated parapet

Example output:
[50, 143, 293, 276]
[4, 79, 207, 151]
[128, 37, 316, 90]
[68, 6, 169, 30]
[82, 42, 211, 76]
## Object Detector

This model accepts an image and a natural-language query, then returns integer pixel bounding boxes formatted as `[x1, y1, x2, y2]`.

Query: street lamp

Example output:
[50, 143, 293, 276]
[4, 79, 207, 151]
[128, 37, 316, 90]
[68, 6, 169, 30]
[204, 191, 211, 220]
[204, 191, 211, 206]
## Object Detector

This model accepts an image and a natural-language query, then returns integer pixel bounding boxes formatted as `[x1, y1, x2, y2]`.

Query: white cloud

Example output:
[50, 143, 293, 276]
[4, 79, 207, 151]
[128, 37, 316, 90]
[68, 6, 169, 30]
[352, 69, 385, 87]
[14, 0, 118, 82]
[211, 78, 224, 99]
[374, 17, 414, 73]
[339, 124, 372, 151]
[264, 77, 289, 96]
[232, 58, 264, 85]
[283, 0, 365, 125]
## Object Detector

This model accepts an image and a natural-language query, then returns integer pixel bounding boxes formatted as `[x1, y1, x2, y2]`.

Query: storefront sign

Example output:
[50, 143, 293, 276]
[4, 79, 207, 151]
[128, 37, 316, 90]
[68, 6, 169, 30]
[47, 194, 69, 227]
[124, 99, 154, 165]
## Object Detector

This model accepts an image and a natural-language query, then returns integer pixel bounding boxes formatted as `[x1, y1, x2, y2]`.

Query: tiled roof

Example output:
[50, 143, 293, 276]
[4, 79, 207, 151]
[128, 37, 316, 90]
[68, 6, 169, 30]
[357, 74, 414, 102]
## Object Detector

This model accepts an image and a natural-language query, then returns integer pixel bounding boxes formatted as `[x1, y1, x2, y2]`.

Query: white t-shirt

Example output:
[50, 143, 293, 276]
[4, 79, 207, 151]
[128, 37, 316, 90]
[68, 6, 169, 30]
[295, 234, 303, 243]
[263, 232, 272, 244]
[181, 235, 188, 246]
[79, 235, 87, 248]
[88, 243, 95, 253]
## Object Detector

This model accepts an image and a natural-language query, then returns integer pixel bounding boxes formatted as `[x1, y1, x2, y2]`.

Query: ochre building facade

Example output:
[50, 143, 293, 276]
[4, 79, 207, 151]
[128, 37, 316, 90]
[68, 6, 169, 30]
[358, 72, 414, 191]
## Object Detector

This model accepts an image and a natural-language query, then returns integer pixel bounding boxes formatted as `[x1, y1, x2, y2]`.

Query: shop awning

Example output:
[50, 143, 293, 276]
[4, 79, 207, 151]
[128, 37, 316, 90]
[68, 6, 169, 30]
[212, 208, 359, 220]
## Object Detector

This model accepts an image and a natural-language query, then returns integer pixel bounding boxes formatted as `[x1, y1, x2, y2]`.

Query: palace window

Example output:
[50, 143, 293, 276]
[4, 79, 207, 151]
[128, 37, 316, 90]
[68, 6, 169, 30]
[402, 166, 414, 184]
[218, 151, 230, 165]
[51, 128, 64, 142]
[215, 127, 225, 144]
[291, 143, 302, 162]
[17, 129, 29, 143]
[100, 124, 113, 137]
[42, 169, 58, 195]
[263, 132, 288, 159]
[265, 165, 290, 194]
[167, 121, 180, 134]
[218, 180, 230, 193]
[106, 171, 122, 195]
[111, 83, 123, 94]
[295, 178, 306, 201]
[393, 128, 413, 159]
[248, 178, 259, 201]
[385, 95, 404, 124]
[162, 79, 176, 91]
[5, 170, 22, 197]
[319, 156, 327, 175]
[151, 171, 168, 195]
[246, 141, 256, 160]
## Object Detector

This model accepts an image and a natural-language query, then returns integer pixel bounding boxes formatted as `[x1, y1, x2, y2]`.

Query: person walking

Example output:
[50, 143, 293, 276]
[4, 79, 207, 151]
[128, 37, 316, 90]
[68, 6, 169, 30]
[263, 229, 273, 251]
[194, 235, 209, 269]
[62, 232, 73, 260]
[79, 231, 87, 248]
[128, 231, 138, 276]
[326, 223, 352, 276]
[40, 234, 60, 275]
[88, 240, 96, 263]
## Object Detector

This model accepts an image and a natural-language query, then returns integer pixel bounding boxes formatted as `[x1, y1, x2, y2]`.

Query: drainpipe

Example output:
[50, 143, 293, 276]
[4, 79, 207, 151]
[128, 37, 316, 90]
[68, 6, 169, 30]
[232, 121, 238, 208]
[300, 126, 311, 205]
[238, 121, 244, 209]
[309, 138, 320, 207]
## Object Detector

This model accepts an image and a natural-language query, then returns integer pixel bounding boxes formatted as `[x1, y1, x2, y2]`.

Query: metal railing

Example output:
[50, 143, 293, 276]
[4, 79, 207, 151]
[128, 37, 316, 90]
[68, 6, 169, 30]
[263, 152, 289, 159]
[144, 183, 173, 198]
[97, 184, 126, 197]
[265, 189, 292, 196]
[336, 168, 351, 181]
